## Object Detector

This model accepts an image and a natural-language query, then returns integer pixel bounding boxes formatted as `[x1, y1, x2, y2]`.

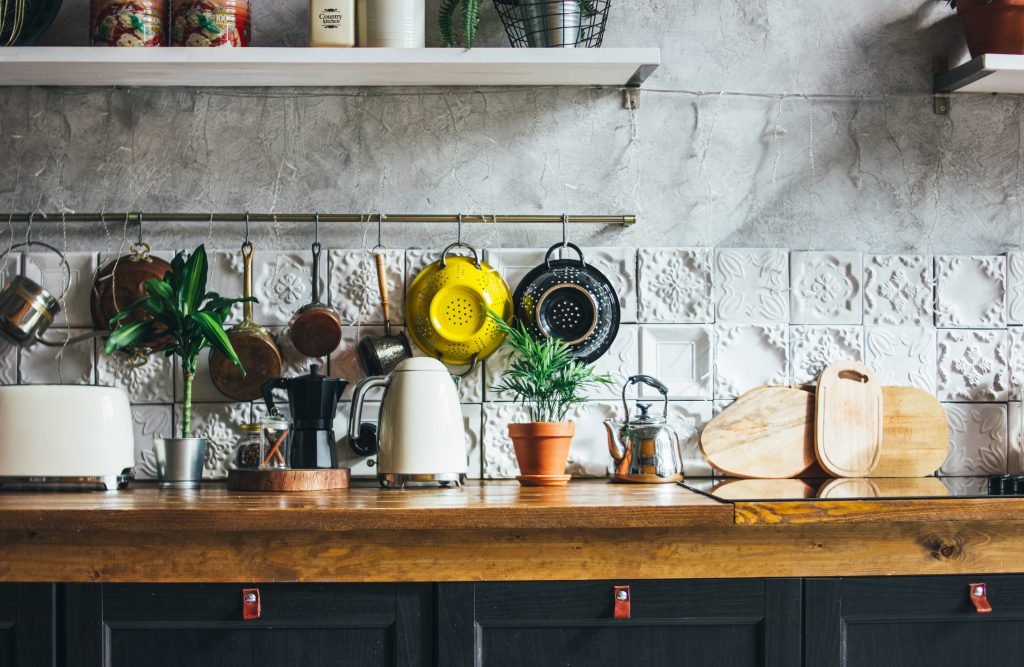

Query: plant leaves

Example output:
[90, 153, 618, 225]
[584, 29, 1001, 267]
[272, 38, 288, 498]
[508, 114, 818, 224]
[192, 312, 244, 373]
[103, 320, 155, 355]
[181, 245, 208, 315]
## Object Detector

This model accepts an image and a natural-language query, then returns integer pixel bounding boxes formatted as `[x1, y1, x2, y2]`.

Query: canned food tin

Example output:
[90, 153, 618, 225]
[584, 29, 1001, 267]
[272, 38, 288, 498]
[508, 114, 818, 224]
[171, 0, 250, 47]
[90, 0, 167, 47]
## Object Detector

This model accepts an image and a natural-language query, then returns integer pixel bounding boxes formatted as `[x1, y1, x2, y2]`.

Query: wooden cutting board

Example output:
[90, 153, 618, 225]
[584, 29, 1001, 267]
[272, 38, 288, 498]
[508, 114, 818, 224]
[815, 361, 883, 477]
[699, 386, 816, 479]
[874, 386, 950, 477]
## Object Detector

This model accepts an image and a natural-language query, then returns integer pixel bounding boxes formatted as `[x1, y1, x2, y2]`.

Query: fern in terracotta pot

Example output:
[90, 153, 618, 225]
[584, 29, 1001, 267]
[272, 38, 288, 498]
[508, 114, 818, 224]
[486, 309, 612, 486]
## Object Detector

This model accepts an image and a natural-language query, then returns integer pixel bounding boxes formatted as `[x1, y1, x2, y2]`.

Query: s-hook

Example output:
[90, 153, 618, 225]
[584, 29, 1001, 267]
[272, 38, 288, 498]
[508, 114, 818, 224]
[457, 212, 463, 246]
[314, 211, 320, 246]
[561, 212, 569, 248]
[244, 211, 251, 245]
[25, 211, 33, 247]
[372, 212, 386, 255]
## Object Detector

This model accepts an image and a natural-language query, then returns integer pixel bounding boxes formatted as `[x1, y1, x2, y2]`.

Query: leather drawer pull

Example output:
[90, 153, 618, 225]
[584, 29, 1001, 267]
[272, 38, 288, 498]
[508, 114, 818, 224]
[613, 585, 630, 619]
[969, 582, 992, 614]
[242, 588, 261, 620]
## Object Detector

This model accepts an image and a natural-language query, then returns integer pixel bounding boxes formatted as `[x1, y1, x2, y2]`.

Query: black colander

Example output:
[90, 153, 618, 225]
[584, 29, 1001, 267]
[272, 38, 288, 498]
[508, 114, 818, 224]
[513, 242, 619, 363]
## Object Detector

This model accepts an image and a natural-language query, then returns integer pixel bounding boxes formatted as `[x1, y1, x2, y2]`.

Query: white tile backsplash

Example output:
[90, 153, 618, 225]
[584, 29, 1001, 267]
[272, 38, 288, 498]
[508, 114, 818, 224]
[713, 324, 789, 399]
[939, 403, 1008, 476]
[329, 248, 404, 326]
[790, 251, 862, 325]
[638, 248, 713, 323]
[935, 255, 1006, 328]
[789, 325, 863, 385]
[937, 329, 1009, 401]
[639, 324, 713, 399]
[863, 254, 933, 326]
[864, 327, 937, 393]
[715, 248, 788, 323]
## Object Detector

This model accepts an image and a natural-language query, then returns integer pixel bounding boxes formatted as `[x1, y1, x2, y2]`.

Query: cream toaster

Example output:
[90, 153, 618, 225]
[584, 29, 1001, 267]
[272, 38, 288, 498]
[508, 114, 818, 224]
[0, 385, 135, 490]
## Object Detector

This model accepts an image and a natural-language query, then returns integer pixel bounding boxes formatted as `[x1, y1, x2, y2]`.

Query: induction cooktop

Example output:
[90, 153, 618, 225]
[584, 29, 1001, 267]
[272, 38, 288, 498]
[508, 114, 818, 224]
[679, 475, 1024, 502]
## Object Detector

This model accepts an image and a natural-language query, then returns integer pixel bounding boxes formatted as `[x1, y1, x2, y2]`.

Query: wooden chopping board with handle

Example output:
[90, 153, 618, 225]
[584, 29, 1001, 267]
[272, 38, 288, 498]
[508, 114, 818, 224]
[700, 386, 816, 479]
[815, 361, 883, 477]
[874, 386, 949, 477]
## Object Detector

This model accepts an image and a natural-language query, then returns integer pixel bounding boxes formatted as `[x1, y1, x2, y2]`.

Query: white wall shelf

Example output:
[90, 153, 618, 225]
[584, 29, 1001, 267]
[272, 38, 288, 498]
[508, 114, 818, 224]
[0, 47, 660, 89]
[935, 54, 1024, 94]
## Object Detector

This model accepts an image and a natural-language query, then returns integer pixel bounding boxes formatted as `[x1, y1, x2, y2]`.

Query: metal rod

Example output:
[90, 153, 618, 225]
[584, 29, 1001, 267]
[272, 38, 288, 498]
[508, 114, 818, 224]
[5, 212, 637, 226]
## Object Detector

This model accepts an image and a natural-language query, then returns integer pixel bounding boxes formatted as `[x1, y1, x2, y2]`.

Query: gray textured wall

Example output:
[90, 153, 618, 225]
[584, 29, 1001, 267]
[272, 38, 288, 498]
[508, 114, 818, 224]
[0, 0, 1015, 254]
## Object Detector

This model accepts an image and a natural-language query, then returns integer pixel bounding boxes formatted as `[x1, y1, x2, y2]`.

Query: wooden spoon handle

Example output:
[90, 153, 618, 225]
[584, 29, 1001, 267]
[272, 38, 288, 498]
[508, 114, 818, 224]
[374, 251, 390, 324]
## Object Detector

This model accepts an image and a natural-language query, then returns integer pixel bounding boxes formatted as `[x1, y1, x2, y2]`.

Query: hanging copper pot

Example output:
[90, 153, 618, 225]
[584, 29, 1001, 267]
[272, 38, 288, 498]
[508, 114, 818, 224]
[91, 240, 173, 348]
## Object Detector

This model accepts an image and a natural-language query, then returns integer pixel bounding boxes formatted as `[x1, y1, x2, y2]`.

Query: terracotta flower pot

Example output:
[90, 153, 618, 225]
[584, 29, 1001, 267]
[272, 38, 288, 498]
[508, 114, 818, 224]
[508, 422, 575, 482]
[958, 0, 1024, 57]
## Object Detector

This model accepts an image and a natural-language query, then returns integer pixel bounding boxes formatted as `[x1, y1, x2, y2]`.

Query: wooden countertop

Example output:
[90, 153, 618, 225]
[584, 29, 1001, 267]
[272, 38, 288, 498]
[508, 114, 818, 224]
[2, 480, 1024, 582]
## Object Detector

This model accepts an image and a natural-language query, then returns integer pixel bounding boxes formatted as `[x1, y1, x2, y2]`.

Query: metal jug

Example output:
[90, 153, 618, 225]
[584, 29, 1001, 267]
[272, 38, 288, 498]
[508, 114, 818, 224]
[604, 375, 682, 483]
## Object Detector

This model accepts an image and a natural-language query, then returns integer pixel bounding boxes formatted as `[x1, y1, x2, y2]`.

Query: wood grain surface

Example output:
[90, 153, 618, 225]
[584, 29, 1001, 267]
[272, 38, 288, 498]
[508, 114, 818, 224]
[227, 468, 351, 492]
[815, 361, 883, 477]
[876, 386, 950, 477]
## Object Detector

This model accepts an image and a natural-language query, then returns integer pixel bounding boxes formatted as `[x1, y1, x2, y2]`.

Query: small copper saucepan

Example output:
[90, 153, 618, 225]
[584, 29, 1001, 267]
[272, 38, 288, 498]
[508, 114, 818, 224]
[209, 240, 283, 401]
[288, 240, 342, 358]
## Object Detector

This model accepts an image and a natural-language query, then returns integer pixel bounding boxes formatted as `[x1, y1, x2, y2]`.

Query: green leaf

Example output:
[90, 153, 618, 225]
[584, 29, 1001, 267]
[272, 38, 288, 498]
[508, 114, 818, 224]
[192, 312, 244, 374]
[103, 320, 155, 355]
[108, 296, 150, 326]
[180, 245, 208, 315]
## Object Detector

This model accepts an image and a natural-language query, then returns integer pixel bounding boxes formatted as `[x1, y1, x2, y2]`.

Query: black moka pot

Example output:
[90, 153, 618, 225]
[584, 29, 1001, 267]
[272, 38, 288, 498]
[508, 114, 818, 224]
[261, 364, 347, 469]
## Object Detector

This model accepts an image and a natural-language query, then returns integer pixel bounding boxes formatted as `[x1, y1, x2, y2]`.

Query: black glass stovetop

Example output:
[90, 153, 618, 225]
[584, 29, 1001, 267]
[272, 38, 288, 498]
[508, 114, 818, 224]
[679, 475, 1024, 502]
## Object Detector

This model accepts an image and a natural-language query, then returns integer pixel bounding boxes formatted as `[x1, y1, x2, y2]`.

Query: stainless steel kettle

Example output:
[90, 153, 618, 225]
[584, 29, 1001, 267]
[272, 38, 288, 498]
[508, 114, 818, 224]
[604, 375, 682, 483]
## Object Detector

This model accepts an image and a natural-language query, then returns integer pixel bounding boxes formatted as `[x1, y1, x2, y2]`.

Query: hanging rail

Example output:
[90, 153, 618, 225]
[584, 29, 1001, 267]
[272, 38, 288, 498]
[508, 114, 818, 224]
[3, 212, 636, 226]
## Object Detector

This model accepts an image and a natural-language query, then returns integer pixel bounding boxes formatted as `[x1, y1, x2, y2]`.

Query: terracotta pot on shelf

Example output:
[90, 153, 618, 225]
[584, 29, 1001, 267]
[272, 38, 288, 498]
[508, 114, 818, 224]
[508, 422, 575, 486]
[957, 0, 1024, 57]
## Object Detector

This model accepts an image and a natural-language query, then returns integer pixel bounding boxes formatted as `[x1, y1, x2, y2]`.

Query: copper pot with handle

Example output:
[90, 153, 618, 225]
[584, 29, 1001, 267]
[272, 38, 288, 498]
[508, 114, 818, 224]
[288, 240, 342, 358]
[209, 240, 283, 401]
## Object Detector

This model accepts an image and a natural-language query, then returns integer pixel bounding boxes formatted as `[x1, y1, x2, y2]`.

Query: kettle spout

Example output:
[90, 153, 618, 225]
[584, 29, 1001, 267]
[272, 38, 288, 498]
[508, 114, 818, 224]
[604, 419, 626, 462]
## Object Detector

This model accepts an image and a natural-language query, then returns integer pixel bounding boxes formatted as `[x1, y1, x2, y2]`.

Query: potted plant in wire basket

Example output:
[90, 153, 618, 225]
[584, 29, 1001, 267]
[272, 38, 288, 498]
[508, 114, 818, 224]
[104, 245, 251, 489]
[486, 308, 612, 486]
[441, 0, 608, 48]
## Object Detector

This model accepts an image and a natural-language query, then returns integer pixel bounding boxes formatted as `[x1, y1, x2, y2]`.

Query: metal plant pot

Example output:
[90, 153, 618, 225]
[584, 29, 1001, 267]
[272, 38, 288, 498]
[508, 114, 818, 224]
[519, 0, 581, 47]
[154, 437, 207, 489]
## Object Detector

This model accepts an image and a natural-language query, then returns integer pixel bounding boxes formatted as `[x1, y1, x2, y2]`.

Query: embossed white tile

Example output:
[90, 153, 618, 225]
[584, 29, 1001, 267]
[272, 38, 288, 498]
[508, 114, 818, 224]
[1010, 328, 1024, 401]
[639, 325, 712, 399]
[0, 337, 17, 385]
[715, 248, 788, 323]
[670, 401, 714, 477]
[713, 324, 789, 399]
[405, 248, 442, 293]
[934, 255, 1006, 328]
[638, 248, 713, 324]
[206, 249, 246, 324]
[97, 351, 173, 403]
[577, 247, 638, 323]
[252, 251, 323, 326]
[1008, 253, 1024, 325]
[482, 402, 530, 479]
[20, 329, 94, 384]
[564, 401, 623, 477]
[131, 404, 173, 480]
[483, 346, 516, 402]
[329, 249, 404, 326]
[863, 254, 933, 326]
[174, 402, 252, 479]
[790, 251, 862, 325]
[23, 251, 96, 327]
[864, 327, 937, 393]
[939, 403, 1008, 476]
[937, 329, 1009, 401]
[789, 326, 863, 385]
[1009, 402, 1024, 475]
[333, 398, 481, 479]
[589, 325, 639, 400]
[484, 248, 548, 294]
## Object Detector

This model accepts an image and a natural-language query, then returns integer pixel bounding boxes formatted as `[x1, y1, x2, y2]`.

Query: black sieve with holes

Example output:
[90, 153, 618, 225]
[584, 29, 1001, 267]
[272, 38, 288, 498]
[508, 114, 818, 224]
[513, 242, 619, 363]
[492, 0, 610, 48]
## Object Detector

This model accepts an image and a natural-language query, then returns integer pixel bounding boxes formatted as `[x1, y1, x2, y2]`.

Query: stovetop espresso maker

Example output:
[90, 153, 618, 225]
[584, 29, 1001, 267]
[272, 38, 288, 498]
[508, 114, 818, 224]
[261, 364, 347, 469]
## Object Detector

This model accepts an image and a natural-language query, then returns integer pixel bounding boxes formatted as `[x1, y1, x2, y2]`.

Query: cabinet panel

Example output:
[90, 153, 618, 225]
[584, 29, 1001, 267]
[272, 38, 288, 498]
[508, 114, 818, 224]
[66, 583, 431, 667]
[0, 584, 55, 667]
[806, 575, 1024, 667]
[439, 579, 800, 667]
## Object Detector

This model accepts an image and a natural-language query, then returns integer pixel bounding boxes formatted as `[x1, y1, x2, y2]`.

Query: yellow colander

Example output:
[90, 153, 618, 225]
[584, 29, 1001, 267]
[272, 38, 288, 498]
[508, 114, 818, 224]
[405, 243, 512, 366]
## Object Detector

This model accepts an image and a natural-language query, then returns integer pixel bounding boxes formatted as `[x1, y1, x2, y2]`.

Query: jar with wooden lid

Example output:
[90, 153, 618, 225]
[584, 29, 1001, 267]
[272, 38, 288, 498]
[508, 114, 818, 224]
[171, 0, 250, 47]
[90, 0, 167, 46]
[309, 0, 355, 47]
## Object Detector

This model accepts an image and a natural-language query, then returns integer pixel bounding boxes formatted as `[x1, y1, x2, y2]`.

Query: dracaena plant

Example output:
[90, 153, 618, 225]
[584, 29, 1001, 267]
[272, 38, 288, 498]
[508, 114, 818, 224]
[485, 308, 612, 423]
[440, 0, 597, 48]
[103, 245, 251, 438]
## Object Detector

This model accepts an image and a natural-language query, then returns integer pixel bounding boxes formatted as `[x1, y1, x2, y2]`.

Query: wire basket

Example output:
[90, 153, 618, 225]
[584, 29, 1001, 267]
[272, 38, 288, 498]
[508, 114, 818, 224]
[492, 0, 610, 48]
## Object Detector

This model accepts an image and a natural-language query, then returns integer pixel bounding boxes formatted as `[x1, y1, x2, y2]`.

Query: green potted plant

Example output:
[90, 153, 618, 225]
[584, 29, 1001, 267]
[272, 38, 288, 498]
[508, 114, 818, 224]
[104, 245, 250, 488]
[486, 309, 612, 486]
[938, 0, 1024, 58]
[441, 0, 602, 48]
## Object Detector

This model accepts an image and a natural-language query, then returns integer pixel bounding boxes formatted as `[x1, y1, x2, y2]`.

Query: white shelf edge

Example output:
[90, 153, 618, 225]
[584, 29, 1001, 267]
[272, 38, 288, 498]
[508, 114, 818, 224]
[935, 53, 1024, 94]
[0, 46, 661, 88]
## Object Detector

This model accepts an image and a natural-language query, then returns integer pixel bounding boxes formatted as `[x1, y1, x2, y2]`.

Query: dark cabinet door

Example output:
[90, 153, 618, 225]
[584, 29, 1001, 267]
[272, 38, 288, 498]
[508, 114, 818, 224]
[0, 584, 55, 667]
[438, 579, 801, 667]
[65, 583, 432, 667]
[806, 575, 1024, 667]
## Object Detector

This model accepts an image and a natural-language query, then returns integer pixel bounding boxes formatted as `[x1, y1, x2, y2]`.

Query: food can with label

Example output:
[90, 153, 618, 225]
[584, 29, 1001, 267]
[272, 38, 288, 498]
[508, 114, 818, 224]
[90, 0, 167, 47]
[171, 0, 250, 47]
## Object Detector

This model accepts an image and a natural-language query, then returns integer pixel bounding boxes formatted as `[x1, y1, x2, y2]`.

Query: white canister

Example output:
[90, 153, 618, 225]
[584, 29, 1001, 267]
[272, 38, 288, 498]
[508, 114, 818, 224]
[310, 0, 356, 47]
[356, 0, 425, 48]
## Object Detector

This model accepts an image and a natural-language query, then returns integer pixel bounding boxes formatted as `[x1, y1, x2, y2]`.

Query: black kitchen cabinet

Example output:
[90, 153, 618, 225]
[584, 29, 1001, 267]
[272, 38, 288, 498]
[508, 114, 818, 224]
[64, 583, 432, 667]
[805, 575, 1024, 667]
[0, 584, 55, 666]
[437, 579, 802, 667]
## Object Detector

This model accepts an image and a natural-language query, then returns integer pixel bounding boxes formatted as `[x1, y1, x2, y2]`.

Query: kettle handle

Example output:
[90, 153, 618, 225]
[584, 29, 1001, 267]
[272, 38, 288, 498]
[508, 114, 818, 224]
[260, 377, 289, 416]
[348, 375, 389, 454]
[622, 375, 670, 421]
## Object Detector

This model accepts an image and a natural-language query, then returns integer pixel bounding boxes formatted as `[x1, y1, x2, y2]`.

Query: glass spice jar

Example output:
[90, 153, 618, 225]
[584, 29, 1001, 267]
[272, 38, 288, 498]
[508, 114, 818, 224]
[171, 0, 250, 47]
[90, 0, 167, 47]
[260, 413, 291, 470]
[234, 423, 262, 469]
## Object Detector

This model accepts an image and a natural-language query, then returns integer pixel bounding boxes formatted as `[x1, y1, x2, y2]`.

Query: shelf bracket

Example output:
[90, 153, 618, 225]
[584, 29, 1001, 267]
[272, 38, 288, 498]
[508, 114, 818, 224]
[933, 56, 950, 115]
[622, 87, 641, 110]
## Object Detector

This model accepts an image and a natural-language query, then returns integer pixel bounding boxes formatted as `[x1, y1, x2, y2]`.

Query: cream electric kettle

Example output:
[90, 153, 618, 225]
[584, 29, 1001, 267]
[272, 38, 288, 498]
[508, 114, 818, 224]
[348, 357, 467, 488]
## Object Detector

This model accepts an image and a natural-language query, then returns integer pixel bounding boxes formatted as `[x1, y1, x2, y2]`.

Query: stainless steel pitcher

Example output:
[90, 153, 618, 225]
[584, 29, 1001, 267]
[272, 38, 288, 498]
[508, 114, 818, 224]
[604, 375, 682, 483]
